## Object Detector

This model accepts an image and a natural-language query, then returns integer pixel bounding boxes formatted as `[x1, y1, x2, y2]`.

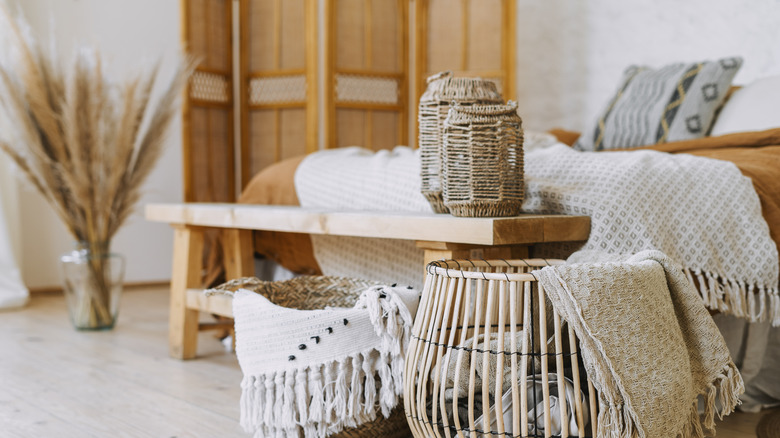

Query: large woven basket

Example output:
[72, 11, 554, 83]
[442, 101, 524, 217]
[404, 259, 599, 438]
[418, 71, 503, 214]
[210, 276, 413, 438]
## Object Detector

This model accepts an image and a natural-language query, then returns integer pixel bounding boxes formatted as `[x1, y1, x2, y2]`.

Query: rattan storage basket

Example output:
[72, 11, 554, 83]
[418, 71, 503, 214]
[442, 101, 524, 217]
[404, 260, 599, 438]
[210, 276, 413, 438]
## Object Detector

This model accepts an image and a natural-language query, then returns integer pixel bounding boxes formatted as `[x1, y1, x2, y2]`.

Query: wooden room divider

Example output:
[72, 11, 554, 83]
[238, 0, 318, 188]
[414, 0, 516, 140]
[180, 0, 515, 203]
[323, 0, 409, 151]
[180, 0, 235, 203]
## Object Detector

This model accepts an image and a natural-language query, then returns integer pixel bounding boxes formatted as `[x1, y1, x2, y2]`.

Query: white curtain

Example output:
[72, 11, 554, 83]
[0, 154, 28, 309]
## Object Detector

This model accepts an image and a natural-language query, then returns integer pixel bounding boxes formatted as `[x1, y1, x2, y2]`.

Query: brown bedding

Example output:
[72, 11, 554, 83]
[237, 155, 321, 275]
[241, 128, 780, 275]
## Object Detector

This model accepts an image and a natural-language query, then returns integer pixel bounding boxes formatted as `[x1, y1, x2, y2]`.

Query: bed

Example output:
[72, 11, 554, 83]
[227, 71, 780, 413]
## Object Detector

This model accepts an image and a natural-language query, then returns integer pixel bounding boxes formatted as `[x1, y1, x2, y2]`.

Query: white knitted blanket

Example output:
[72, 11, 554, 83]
[534, 250, 743, 438]
[294, 140, 780, 325]
[226, 283, 420, 438]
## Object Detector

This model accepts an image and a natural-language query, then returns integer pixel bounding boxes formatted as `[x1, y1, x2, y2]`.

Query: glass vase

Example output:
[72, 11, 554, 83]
[60, 242, 125, 330]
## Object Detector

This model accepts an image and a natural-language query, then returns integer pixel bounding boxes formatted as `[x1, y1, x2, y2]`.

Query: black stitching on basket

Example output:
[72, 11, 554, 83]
[298, 344, 306, 350]
[311, 336, 320, 344]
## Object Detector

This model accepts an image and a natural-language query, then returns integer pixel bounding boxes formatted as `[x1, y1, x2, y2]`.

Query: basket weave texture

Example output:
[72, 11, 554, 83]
[404, 259, 597, 438]
[209, 276, 413, 438]
[442, 101, 525, 217]
[211, 275, 377, 309]
[418, 71, 503, 213]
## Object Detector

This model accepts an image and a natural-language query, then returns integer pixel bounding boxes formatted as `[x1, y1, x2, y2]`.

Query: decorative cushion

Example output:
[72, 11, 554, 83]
[574, 57, 743, 151]
[710, 75, 780, 136]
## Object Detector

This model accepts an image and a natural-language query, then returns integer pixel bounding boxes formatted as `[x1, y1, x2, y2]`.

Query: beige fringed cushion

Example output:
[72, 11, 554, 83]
[575, 57, 742, 151]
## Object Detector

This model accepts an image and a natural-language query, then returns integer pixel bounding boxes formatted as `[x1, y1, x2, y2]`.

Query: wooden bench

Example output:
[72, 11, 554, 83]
[145, 203, 590, 359]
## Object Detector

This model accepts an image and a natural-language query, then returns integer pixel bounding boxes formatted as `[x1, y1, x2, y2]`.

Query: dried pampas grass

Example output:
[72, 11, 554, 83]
[0, 6, 194, 327]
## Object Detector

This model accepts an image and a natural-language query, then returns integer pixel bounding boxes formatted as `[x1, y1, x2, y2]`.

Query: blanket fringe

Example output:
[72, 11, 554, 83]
[239, 349, 404, 437]
[673, 361, 744, 438]
[595, 361, 744, 438]
[596, 400, 641, 438]
[682, 267, 780, 326]
[239, 285, 416, 437]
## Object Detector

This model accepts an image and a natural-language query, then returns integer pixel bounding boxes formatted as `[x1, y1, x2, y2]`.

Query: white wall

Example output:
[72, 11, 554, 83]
[16, 0, 182, 288]
[515, 0, 780, 132]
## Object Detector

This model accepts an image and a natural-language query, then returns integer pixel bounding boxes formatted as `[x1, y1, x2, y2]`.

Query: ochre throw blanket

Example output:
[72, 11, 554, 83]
[535, 250, 743, 438]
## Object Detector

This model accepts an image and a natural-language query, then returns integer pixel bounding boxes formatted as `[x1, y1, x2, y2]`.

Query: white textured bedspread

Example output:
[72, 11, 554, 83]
[295, 140, 780, 325]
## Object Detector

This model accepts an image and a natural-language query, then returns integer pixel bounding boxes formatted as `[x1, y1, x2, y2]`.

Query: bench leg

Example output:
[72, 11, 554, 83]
[222, 229, 255, 280]
[169, 225, 204, 359]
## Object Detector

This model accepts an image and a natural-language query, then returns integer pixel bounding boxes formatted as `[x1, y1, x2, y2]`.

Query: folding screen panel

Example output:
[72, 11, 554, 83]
[324, 0, 409, 150]
[181, 0, 235, 202]
[239, 0, 318, 187]
[182, 0, 515, 197]
[414, 0, 516, 138]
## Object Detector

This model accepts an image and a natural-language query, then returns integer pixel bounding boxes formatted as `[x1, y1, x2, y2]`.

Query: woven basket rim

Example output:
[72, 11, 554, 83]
[207, 275, 379, 310]
[427, 258, 564, 280]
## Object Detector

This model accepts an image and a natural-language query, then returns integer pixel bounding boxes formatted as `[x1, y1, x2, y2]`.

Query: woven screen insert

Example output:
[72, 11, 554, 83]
[249, 75, 307, 105]
[335, 74, 399, 104]
[190, 71, 231, 103]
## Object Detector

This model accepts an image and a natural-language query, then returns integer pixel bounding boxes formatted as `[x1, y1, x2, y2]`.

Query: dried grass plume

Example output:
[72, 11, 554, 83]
[0, 5, 195, 250]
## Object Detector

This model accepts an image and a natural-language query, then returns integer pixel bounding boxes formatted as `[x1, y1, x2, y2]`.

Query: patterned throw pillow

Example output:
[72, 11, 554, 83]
[574, 57, 743, 151]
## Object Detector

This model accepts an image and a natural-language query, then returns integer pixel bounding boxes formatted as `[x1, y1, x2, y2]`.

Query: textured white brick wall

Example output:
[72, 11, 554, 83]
[515, 0, 780, 131]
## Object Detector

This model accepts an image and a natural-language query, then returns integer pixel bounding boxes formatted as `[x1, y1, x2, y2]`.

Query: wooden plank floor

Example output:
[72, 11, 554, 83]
[0, 286, 245, 438]
[0, 285, 773, 437]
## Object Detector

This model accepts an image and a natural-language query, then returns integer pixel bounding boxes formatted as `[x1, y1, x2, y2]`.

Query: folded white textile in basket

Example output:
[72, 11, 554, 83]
[294, 139, 780, 325]
[534, 250, 744, 438]
[229, 283, 420, 438]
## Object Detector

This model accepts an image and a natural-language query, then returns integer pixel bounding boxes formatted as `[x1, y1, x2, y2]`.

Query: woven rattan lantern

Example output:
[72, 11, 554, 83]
[404, 259, 598, 438]
[418, 71, 503, 214]
[442, 101, 524, 217]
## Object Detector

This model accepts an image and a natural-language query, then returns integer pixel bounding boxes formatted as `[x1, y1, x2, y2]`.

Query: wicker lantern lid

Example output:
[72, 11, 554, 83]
[419, 70, 503, 104]
[445, 100, 521, 125]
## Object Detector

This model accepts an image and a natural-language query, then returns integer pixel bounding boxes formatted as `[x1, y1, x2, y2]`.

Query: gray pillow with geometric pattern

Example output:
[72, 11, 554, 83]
[574, 57, 742, 151]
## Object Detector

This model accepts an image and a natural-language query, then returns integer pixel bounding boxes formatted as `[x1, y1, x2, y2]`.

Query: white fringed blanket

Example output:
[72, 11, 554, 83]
[295, 139, 780, 325]
[535, 250, 743, 438]
[227, 283, 420, 438]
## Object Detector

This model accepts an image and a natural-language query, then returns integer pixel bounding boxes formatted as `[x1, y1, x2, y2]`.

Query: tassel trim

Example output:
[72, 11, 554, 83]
[595, 362, 743, 438]
[680, 361, 744, 438]
[239, 285, 416, 437]
[239, 349, 404, 437]
[682, 267, 779, 326]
